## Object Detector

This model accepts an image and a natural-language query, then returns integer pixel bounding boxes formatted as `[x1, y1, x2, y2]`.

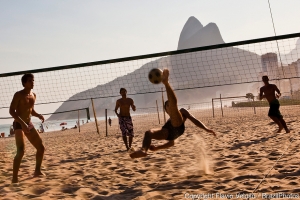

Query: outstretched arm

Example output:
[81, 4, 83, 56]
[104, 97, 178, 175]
[180, 108, 216, 137]
[149, 140, 174, 151]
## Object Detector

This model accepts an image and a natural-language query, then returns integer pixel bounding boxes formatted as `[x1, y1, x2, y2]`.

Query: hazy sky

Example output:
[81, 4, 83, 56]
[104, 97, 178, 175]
[1, 0, 300, 74]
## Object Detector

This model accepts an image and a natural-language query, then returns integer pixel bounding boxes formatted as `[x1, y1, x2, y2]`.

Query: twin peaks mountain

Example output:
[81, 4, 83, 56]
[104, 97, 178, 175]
[178, 16, 225, 50]
[48, 17, 261, 121]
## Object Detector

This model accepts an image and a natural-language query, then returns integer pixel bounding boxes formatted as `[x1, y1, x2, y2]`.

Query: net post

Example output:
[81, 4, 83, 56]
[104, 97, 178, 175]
[161, 88, 166, 123]
[78, 110, 80, 133]
[91, 98, 100, 134]
[252, 98, 256, 114]
[105, 109, 108, 137]
[220, 94, 224, 117]
[212, 98, 215, 118]
[86, 108, 91, 120]
[156, 100, 160, 124]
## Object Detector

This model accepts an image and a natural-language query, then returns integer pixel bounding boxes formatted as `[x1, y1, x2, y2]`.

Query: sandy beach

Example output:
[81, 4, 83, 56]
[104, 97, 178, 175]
[0, 106, 299, 200]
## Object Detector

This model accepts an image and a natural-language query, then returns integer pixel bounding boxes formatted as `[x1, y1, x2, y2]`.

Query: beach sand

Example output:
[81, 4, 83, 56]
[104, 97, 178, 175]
[0, 107, 299, 200]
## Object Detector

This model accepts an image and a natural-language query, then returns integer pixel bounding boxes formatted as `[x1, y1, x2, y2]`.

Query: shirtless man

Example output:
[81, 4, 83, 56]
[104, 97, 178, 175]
[130, 69, 216, 158]
[115, 88, 136, 151]
[259, 76, 290, 133]
[9, 73, 45, 183]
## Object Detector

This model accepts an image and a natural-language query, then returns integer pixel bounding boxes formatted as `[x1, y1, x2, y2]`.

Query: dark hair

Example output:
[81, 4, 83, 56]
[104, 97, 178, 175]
[120, 88, 127, 93]
[21, 73, 34, 87]
[164, 100, 169, 109]
[262, 76, 269, 79]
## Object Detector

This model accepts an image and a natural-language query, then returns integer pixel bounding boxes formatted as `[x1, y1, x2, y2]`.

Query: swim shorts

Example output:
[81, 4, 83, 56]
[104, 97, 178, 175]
[162, 120, 185, 141]
[268, 99, 283, 118]
[13, 121, 34, 131]
[118, 116, 134, 137]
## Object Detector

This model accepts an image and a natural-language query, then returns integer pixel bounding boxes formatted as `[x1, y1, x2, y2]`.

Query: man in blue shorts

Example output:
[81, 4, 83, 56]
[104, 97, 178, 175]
[115, 88, 136, 151]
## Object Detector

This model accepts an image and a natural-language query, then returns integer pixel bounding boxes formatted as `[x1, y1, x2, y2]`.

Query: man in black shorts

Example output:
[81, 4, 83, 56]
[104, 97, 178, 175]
[9, 73, 45, 183]
[259, 76, 290, 133]
[130, 69, 216, 158]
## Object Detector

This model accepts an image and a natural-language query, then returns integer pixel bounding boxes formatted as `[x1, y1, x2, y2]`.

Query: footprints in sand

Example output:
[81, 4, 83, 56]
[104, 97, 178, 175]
[0, 115, 299, 199]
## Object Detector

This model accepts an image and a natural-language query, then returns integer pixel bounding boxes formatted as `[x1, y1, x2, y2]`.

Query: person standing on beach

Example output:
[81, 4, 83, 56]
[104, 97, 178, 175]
[259, 76, 290, 133]
[108, 117, 112, 127]
[115, 88, 136, 151]
[130, 69, 216, 158]
[9, 73, 45, 183]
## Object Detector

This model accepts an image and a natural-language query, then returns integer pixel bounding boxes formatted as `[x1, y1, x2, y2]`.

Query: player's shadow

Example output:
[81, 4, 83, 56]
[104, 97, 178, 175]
[230, 135, 277, 150]
[90, 185, 143, 200]
[59, 153, 104, 163]
[272, 169, 300, 179]
[91, 179, 205, 199]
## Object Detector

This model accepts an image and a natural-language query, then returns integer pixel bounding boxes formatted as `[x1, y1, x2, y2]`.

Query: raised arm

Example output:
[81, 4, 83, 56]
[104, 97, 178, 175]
[114, 100, 120, 117]
[180, 108, 216, 136]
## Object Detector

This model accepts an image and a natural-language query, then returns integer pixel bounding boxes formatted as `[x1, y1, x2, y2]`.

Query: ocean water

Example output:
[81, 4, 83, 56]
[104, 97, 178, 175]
[0, 117, 108, 138]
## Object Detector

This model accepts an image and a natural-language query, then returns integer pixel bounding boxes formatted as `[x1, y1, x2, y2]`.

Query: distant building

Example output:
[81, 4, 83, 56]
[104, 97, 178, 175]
[261, 53, 278, 79]
[260, 54, 300, 95]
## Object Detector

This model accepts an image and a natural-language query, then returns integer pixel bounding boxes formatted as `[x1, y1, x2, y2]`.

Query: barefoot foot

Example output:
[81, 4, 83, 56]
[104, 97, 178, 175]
[130, 150, 147, 159]
[276, 126, 283, 133]
[285, 128, 290, 133]
[33, 171, 46, 177]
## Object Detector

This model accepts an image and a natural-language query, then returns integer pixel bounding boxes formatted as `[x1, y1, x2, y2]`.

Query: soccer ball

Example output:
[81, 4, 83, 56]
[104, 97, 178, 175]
[148, 68, 163, 84]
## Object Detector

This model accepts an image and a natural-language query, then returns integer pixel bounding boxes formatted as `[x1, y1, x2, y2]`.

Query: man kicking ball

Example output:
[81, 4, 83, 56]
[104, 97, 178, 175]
[130, 69, 216, 158]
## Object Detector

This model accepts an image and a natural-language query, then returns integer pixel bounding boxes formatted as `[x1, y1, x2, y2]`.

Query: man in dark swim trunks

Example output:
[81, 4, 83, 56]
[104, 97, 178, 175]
[9, 73, 45, 183]
[259, 76, 290, 133]
[130, 69, 216, 158]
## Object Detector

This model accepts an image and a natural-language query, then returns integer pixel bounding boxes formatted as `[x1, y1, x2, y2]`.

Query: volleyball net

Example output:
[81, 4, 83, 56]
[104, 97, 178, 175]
[0, 32, 300, 135]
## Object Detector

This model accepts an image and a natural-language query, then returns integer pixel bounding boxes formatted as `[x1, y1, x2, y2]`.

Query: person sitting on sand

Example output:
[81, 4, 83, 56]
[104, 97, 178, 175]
[130, 69, 216, 158]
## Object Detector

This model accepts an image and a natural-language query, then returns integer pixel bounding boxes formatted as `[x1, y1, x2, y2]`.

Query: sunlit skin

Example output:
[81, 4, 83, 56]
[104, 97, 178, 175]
[115, 89, 136, 150]
[130, 69, 216, 158]
[9, 75, 45, 183]
[259, 76, 290, 133]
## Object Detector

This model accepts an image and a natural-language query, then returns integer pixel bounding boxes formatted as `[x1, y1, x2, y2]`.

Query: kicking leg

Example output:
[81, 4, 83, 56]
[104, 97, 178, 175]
[130, 128, 168, 158]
